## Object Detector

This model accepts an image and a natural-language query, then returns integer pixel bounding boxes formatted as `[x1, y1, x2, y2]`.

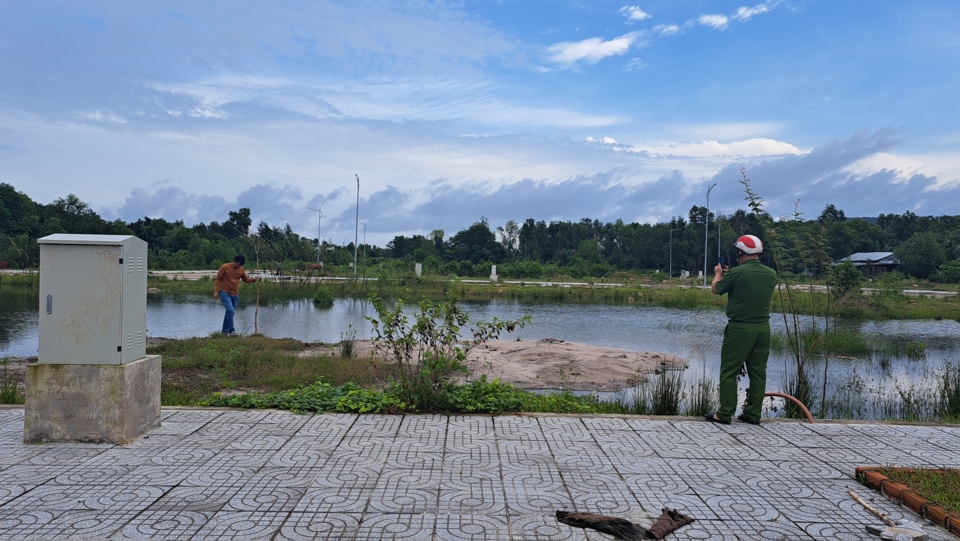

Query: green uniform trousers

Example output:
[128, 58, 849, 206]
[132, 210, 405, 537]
[718, 321, 771, 423]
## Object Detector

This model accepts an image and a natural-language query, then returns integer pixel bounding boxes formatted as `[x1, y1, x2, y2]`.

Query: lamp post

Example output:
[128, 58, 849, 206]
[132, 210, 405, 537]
[716, 211, 722, 266]
[354, 174, 359, 278]
[703, 183, 716, 286]
[307, 207, 322, 264]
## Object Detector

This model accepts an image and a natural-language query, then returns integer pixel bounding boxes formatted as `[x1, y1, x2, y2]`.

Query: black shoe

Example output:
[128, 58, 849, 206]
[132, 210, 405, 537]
[704, 413, 731, 425]
[737, 414, 760, 425]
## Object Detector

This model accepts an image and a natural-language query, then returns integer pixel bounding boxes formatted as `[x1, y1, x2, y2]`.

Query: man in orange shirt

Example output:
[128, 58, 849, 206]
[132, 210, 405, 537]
[214, 255, 258, 336]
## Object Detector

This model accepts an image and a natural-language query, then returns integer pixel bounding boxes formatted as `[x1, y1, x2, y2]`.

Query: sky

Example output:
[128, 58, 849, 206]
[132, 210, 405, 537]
[2, 0, 959, 247]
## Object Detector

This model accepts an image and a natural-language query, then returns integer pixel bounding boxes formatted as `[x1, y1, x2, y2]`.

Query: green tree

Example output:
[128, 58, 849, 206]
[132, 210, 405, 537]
[894, 232, 947, 279]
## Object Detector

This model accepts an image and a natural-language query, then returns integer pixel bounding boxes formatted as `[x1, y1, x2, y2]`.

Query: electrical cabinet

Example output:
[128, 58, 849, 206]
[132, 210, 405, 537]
[37, 234, 148, 364]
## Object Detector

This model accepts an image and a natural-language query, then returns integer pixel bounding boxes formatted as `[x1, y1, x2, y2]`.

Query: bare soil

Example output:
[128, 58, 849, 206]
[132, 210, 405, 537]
[3, 338, 687, 395]
[302, 338, 687, 392]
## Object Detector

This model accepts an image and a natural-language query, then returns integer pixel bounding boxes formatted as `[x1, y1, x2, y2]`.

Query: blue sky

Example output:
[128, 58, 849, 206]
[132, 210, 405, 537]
[2, 0, 958, 246]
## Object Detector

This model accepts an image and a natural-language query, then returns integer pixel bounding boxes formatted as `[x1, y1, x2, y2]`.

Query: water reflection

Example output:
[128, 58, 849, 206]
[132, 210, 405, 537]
[3, 291, 959, 405]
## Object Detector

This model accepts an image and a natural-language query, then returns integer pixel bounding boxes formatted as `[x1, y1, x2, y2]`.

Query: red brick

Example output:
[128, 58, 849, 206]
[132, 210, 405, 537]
[880, 480, 910, 501]
[947, 514, 960, 536]
[859, 469, 887, 490]
[924, 504, 950, 525]
[900, 491, 927, 514]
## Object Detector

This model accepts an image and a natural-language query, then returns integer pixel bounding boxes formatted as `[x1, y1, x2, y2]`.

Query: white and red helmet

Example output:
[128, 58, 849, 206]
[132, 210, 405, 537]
[734, 234, 763, 255]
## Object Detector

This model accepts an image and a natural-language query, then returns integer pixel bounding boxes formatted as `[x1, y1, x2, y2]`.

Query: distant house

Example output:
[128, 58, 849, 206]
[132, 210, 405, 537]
[834, 252, 899, 275]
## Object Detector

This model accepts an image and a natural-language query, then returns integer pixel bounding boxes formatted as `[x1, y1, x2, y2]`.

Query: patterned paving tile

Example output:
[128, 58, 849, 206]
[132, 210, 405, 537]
[397, 413, 448, 438]
[0, 483, 26, 506]
[8, 509, 136, 539]
[438, 487, 507, 515]
[355, 513, 435, 540]
[509, 513, 591, 541]
[5, 484, 166, 512]
[0, 464, 62, 485]
[276, 511, 362, 541]
[505, 490, 574, 515]
[192, 510, 287, 540]
[118, 509, 213, 539]
[294, 487, 370, 513]
[442, 450, 501, 472]
[223, 484, 305, 513]
[267, 437, 333, 468]
[437, 514, 511, 541]
[494, 415, 543, 439]
[313, 464, 381, 489]
[145, 485, 243, 513]
[294, 412, 356, 438]
[348, 414, 402, 438]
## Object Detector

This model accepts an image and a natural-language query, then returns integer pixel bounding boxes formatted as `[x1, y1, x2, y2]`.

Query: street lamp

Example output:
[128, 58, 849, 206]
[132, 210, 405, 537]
[307, 207, 322, 264]
[703, 183, 716, 286]
[354, 174, 360, 278]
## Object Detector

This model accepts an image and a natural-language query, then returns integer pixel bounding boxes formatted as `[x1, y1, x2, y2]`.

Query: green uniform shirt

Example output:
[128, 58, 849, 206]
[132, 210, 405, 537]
[714, 259, 778, 323]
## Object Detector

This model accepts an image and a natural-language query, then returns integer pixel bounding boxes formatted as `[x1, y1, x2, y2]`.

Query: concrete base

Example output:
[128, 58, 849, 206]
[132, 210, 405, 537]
[24, 355, 161, 444]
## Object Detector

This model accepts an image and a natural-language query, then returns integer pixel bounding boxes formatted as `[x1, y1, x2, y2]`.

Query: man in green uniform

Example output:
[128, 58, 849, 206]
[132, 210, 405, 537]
[705, 234, 779, 425]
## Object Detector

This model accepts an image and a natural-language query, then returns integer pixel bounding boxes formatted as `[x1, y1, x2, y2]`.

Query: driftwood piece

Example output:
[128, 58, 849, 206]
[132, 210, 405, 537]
[555, 511, 649, 541]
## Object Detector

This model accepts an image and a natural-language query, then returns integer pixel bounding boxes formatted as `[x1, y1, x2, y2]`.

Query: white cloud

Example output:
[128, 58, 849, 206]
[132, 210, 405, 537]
[733, 4, 771, 22]
[846, 151, 960, 190]
[656, 24, 682, 36]
[79, 110, 126, 124]
[620, 6, 651, 22]
[698, 14, 730, 30]
[628, 138, 801, 159]
[546, 32, 641, 66]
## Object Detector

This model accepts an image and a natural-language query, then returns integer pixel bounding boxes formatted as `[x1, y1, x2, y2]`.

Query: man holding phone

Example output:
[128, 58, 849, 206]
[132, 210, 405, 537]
[705, 234, 778, 425]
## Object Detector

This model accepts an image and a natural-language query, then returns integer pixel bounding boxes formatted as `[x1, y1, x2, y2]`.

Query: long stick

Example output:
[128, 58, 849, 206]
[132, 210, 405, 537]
[849, 490, 895, 526]
[254, 280, 260, 335]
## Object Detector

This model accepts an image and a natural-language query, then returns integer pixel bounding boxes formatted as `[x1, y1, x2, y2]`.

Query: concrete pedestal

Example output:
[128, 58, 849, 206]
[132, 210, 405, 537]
[24, 355, 162, 444]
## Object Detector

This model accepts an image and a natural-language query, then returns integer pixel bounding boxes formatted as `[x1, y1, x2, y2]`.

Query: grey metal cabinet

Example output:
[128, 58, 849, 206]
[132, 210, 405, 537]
[37, 234, 148, 364]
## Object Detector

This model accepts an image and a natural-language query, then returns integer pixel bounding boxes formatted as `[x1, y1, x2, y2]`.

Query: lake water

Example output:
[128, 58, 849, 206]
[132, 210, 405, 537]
[3, 289, 960, 401]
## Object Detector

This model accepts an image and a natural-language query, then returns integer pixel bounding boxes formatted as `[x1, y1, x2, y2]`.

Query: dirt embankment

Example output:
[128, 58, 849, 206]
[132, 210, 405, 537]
[4, 338, 687, 394]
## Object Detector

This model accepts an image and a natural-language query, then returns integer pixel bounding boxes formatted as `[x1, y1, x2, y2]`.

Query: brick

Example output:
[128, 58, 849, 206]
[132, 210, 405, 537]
[948, 514, 960, 536]
[880, 480, 910, 501]
[859, 469, 887, 490]
[900, 490, 927, 514]
[924, 504, 950, 525]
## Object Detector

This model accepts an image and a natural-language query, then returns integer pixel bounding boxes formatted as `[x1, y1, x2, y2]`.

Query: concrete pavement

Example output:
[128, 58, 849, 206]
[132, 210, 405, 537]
[1, 406, 958, 540]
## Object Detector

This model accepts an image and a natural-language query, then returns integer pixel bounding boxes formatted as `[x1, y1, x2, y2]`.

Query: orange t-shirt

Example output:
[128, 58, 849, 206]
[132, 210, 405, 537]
[214, 263, 255, 296]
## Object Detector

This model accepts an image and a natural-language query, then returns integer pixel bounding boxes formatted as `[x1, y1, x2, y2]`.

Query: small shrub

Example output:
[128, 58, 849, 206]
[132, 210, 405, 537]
[312, 288, 335, 308]
[0, 361, 24, 404]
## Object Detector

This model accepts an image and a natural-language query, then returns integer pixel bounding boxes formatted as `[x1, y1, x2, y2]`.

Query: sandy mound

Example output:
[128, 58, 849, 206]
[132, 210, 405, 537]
[326, 338, 687, 392]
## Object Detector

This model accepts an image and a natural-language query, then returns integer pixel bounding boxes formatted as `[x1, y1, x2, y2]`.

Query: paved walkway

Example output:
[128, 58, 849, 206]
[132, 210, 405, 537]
[0, 407, 957, 540]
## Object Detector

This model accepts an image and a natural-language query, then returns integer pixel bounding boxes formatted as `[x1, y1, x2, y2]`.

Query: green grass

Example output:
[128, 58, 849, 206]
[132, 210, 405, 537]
[152, 334, 395, 406]
[877, 467, 960, 514]
[0, 360, 24, 404]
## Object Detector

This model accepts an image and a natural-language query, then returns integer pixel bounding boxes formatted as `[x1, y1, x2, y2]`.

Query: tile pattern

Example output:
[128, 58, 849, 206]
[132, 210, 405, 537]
[0, 406, 957, 540]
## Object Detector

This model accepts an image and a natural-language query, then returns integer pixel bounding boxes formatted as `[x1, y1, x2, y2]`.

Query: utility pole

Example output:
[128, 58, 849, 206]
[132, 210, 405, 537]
[307, 207, 322, 264]
[703, 183, 716, 287]
[354, 174, 360, 278]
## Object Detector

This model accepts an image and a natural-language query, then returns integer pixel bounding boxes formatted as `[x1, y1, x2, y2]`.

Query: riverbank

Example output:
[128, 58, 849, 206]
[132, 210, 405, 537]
[299, 338, 687, 392]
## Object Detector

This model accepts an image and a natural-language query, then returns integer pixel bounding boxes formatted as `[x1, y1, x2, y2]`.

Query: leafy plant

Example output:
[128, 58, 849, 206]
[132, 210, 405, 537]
[366, 294, 530, 411]
[0, 360, 24, 404]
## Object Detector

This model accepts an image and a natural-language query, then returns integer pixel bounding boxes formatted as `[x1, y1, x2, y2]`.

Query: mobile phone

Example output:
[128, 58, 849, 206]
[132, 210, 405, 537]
[718, 256, 726, 266]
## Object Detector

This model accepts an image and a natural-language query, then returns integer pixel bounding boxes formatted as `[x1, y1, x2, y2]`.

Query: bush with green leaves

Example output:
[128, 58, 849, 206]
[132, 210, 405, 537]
[829, 260, 862, 299]
[366, 294, 530, 411]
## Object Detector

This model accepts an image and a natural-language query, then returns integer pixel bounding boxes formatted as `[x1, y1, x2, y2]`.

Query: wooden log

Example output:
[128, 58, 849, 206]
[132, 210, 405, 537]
[555, 510, 649, 541]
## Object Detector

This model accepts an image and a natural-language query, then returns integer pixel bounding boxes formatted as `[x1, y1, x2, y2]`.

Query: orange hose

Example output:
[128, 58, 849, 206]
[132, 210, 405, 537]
[764, 392, 815, 423]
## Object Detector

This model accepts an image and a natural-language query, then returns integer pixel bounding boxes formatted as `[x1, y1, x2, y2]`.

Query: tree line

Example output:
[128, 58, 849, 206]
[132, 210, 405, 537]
[1, 183, 959, 281]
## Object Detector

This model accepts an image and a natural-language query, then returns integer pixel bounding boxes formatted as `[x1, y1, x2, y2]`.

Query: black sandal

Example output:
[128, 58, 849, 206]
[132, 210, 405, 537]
[704, 413, 731, 425]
